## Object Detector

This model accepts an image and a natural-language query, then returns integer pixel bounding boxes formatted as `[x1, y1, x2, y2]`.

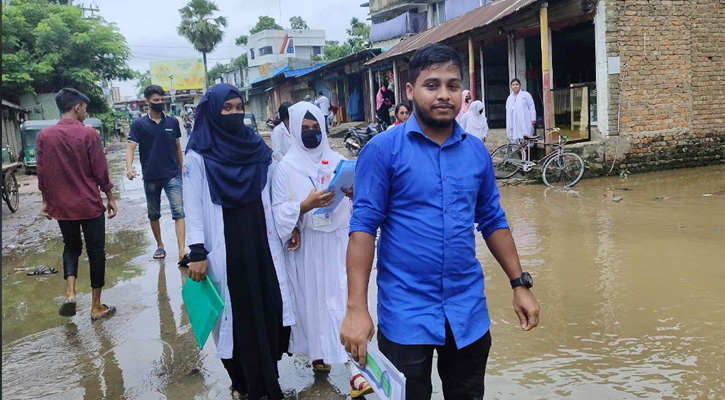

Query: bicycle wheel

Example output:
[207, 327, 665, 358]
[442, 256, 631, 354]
[3, 172, 19, 213]
[491, 143, 523, 179]
[542, 152, 585, 188]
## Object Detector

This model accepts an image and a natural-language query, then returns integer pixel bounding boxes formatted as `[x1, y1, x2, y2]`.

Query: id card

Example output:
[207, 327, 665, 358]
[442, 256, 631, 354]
[312, 212, 332, 227]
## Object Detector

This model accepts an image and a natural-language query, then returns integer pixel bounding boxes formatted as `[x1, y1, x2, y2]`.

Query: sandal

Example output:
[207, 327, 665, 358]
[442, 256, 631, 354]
[59, 298, 77, 317]
[311, 359, 331, 374]
[350, 373, 373, 398]
[153, 248, 166, 259]
[91, 304, 116, 321]
[28, 266, 58, 276]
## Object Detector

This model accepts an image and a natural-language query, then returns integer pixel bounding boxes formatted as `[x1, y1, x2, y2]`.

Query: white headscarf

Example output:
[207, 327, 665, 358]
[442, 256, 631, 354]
[279, 101, 348, 232]
[461, 100, 488, 140]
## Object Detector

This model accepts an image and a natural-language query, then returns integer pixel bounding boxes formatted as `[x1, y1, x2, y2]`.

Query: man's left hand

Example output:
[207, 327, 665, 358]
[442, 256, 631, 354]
[513, 287, 539, 331]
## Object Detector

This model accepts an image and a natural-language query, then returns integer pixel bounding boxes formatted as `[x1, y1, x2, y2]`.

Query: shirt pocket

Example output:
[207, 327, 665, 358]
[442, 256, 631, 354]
[452, 177, 481, 224]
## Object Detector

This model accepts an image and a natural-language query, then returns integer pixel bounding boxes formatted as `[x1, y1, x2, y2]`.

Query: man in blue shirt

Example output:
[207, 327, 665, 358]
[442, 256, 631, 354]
[126, 85, 188, 265]
[341, 43, 540, 400]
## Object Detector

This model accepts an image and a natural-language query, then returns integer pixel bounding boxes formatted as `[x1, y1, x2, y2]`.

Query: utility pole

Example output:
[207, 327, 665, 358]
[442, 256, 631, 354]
[77, 1, 100, 19]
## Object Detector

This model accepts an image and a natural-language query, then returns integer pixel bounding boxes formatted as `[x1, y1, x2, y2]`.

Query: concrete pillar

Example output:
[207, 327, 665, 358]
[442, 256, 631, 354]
[468, 36, 476, 99]
[368, 67, 375, 122]
[540, 3, 554, 144]
[479, 47, 486, 104]
[393, 60, 400, 104]
[594, 0, 609, 137]
[515, 38, 527, 91]
[508, 33, 516, 84]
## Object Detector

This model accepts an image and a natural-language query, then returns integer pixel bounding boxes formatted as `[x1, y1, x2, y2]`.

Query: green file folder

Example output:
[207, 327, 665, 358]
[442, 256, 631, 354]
[182, 278, 225, 349]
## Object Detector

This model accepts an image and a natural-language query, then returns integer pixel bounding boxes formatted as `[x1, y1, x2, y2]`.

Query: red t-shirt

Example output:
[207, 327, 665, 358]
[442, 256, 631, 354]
[36, 118, 113, 220]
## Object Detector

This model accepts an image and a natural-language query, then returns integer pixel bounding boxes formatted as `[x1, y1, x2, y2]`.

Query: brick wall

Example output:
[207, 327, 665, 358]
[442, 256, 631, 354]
[605, 0, 724, 172]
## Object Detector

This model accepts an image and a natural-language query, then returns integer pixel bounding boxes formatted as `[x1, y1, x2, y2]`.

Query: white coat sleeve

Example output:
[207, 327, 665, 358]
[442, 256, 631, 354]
[271, 164, 302, 243]
[505, 96, 513, 137]
[527, 93, 537, 122]
[183, 152, 206, 249]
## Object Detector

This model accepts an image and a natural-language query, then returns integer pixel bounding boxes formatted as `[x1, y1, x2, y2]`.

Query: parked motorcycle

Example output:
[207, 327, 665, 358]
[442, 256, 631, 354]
[344, 117, 387, 156]
[184, 119, 193, 137]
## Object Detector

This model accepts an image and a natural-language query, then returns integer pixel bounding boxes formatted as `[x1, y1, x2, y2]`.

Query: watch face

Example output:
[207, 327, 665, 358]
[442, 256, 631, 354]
[523, 272, 533, 286]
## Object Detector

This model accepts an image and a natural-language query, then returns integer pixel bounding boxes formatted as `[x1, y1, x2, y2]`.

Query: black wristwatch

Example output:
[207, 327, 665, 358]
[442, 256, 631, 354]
[510, 272, 533, 289]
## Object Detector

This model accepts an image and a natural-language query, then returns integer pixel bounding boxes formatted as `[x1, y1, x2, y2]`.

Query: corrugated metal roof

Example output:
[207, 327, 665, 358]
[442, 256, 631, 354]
[2, 99, 29, 113]
[366, 0, 538, 65]
[284, 67, 315, 78]
[251, 65, 290, 85]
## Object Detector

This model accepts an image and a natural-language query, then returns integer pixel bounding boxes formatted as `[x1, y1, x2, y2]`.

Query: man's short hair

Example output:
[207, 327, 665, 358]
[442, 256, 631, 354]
[55, 88, 90, 113]
[144, 85, 165, 99]
[318, 91, 323, 96]
[511, 78, 521, 85]
[279, 102, 292, 121]
[408, 43, 464, 84]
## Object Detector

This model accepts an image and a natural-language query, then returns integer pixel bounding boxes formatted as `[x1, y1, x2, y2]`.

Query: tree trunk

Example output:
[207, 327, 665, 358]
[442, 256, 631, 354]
[203, 52, 209, 92]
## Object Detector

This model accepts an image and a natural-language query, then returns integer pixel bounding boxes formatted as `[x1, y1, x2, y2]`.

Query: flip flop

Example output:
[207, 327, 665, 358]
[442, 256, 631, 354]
[91, 304, 116, 321]
[178, 253, 190, 266]
[28, 266, 58, 276]
[59, 298, 76, 317]
[312, 360, 331, 373]
[153, 248, 166, 259]
[350, 373, 373, 398]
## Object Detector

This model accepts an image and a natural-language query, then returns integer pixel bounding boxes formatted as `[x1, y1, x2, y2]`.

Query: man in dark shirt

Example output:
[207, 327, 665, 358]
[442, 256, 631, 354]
[341, 44, 540, 400]
[37, 88, 118, 320]
[126, 85, 188, 265]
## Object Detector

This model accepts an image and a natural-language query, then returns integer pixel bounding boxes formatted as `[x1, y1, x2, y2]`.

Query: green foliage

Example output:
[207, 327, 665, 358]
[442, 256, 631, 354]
[2, 0, 134, 113]
[321, 18, 371, 61]
[208, 54, 247, 83]
[177, 0, 227, 54]
[289, 16, 308, 30]
[249, 16, 283, 35]
[134, 70, 151, 98]
[235, 34, 248, 46]
[93, 108, 121, 137]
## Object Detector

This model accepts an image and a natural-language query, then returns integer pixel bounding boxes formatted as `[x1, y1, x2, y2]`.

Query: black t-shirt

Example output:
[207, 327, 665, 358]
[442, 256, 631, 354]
[129, 114, 181, 181]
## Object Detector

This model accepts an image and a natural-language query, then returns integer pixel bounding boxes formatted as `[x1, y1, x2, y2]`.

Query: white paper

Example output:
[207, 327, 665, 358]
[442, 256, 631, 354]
[349, 341, 406, 400]
[313, 160, 356, 215]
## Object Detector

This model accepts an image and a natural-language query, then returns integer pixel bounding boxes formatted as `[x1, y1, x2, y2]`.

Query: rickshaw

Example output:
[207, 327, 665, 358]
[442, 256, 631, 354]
[245, 113, 259, 135]
[85, 117, 106, 150]
[129, 110, 143, 123]
[19, 120, 54, 174]
[2, 146, 21, 212]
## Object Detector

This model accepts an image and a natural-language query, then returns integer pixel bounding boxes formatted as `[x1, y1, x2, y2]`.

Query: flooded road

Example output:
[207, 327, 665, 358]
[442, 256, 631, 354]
[2, 132, 724, 399]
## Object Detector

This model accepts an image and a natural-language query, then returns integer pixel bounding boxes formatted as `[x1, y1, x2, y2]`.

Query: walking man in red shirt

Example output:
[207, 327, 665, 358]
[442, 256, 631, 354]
[37, 88, 118, 321]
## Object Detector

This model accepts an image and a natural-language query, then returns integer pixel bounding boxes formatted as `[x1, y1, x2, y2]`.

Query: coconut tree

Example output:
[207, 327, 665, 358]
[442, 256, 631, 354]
[177, 0, 227, 89]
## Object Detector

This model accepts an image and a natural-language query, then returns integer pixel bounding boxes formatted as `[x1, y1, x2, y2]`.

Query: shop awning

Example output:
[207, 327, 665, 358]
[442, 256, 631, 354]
[366, 0, 538, 66]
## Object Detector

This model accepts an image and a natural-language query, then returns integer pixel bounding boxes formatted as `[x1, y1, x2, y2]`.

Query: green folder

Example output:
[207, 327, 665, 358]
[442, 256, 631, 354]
[182, 278, 225, 349]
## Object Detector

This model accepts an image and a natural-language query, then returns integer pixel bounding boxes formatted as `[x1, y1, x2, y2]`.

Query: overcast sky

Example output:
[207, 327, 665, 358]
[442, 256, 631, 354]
[98, 0, 370, 99]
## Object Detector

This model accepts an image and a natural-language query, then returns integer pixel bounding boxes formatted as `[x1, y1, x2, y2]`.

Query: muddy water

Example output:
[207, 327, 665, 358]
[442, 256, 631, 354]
[2, 155, 724, 399]
[477, 165, 725, 399]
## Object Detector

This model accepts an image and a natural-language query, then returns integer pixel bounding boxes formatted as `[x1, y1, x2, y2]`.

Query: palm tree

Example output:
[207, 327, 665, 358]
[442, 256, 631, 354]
[177, 0, 227, 90]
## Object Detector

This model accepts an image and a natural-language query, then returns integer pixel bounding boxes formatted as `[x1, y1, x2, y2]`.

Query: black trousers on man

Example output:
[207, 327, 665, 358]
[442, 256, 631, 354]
[57, 213, 106, 288]
[378, 321, 492, 400]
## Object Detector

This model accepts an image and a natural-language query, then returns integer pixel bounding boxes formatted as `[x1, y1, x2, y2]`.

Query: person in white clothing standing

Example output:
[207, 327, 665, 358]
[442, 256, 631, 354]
[271, 102, 293, 162]
[271, 101, 372, 398]
[505, 78, 537, 141]
[461, 100, 489, 142]
[314, 91, 331, 126]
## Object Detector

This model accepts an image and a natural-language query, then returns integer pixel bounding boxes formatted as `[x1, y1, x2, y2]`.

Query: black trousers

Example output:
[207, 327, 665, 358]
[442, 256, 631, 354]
[378, 322, 492, 400]
[57, 213, 106, 289]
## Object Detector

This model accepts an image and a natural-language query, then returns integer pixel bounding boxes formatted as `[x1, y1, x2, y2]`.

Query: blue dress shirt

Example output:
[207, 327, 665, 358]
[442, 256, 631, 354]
[350, 113, 509, 349]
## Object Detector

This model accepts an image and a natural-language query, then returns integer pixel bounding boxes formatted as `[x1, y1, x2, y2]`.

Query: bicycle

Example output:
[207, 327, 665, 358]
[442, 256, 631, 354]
[490, 127, 585, 188]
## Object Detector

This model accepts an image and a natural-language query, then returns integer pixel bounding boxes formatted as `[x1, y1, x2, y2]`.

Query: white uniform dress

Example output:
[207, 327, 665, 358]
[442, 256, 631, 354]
[183, 151, 295, 360]
[461, 100, 489, 140]
[271, 122, 292, 162]
[271, 102, 351, 365]
[505, 90, 537, 140]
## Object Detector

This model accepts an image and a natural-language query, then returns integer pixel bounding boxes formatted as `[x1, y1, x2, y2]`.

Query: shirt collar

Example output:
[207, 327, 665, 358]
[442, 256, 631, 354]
[404, 112, 465, 147]
[146, 112, 166, 124]
[58, 118, 83, 125]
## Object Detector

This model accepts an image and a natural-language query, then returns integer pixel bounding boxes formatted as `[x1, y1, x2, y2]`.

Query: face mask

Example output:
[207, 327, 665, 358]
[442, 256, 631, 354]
[219, 113, 245, 133]
[150, 103, 165, 113]
[301, 129, 322, 149]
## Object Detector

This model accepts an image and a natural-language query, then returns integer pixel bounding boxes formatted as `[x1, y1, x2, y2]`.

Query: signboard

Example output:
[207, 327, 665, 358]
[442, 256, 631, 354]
[150, 59, 205, 91]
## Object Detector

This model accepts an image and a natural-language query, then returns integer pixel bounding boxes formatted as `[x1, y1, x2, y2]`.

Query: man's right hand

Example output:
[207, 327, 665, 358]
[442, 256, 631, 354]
[127, 167, 137, 180]
[340, 308, 375, 367]
[189, 260, 208, 282]
[40, 201, 52, 220]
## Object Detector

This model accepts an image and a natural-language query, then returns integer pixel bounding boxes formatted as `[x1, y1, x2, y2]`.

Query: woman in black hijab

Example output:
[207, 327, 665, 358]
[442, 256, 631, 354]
[184, 83, 291, 400]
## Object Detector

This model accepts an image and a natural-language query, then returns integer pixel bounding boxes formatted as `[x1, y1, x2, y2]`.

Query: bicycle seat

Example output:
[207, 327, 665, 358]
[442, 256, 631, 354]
[523, 134, 540, 140]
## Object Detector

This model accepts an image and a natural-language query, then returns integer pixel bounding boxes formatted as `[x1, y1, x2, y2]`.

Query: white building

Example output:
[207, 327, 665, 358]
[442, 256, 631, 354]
[247, 29, 325, 68]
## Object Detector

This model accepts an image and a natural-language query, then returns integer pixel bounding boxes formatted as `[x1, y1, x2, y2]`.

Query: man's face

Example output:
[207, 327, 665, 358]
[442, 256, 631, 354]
[75, 102, 88, 122]
[406, 61, 462, 129]
[511, 81, 521, 94]
[147, 93, 164, 106]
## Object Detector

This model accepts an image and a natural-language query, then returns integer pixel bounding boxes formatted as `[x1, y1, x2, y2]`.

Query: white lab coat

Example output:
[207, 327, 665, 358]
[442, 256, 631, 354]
[505, 90, 537, 140]
[314, 95, 331, 116]
[461, 100, 489, 140]
[271, 102, 351, 365]
[271, 122, 292, 162]
[183, 150, 295, 360]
